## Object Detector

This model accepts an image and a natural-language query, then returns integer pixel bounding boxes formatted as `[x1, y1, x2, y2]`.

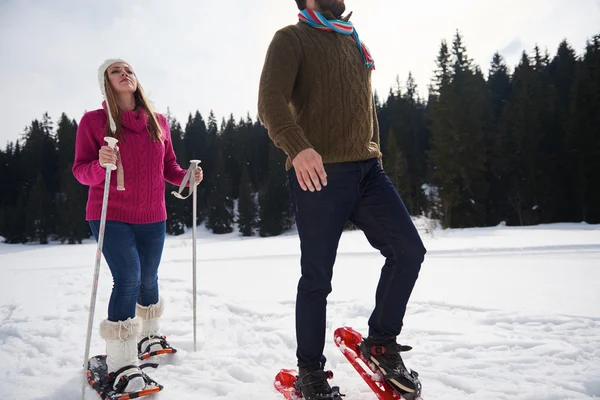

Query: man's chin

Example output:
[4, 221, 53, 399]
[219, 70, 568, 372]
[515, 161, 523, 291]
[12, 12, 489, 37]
[317, 0, 346, 18]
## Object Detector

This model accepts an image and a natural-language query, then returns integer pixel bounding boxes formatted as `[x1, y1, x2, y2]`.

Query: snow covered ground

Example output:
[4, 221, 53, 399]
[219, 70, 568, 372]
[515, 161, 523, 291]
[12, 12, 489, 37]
[0, 221, 599, 399]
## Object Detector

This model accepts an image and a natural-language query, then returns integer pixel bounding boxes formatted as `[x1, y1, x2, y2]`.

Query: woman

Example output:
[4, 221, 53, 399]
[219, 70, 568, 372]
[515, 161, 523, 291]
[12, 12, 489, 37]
[73, 58, 203, 393]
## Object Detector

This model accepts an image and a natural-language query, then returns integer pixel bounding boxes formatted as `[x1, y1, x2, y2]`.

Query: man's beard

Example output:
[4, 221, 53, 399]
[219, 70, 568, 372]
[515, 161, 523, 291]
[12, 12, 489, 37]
[316, 0, 346, 18]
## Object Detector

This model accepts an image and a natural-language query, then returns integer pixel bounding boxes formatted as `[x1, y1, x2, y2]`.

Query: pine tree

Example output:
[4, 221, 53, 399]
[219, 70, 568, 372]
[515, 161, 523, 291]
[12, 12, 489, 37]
[0, 142, 26, 243]
[20, 116, 59, 243]
[165, 114, 188, 235]
[486, 53, 512, 224]
[253, 118, 272, 190]
[384, 128, 410, 198]
[237, 165, 258, 236]
[488, 53, 512, 124]
[206, 147, 234, 234]
[531, 45, 560, 224]
[501, 51, 545, 225]
[184, 111, 207, 163]
[567, 35, 600, 223]
[183, 111, 208, 224]
[0, 147, 9, 240]
[220, 115, 241, 199]
[428, 43, 453, 224]
[197, 110, 219, 228]
[548, 40, 578, 222]
[433, 40, 451, 94]
[25, 173, 52, 243]
[258, 143, 293, 237]
[56, 114, 89, 243]
[376, 91, 392, 152]
[0, 146, 9, 238]
[428, 33, 489, 228]
[405, 72, 417, 103]
[399, 72, 429, 215]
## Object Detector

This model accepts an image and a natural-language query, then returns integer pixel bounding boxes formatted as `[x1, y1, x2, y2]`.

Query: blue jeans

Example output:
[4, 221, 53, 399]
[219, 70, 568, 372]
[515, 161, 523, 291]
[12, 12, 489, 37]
[89, 220, 166, 322]
[289, 159, 426, 368]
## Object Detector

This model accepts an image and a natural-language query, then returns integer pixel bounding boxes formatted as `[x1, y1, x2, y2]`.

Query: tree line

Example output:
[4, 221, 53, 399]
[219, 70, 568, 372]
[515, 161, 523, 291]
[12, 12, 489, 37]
[1, 31, 598, 244]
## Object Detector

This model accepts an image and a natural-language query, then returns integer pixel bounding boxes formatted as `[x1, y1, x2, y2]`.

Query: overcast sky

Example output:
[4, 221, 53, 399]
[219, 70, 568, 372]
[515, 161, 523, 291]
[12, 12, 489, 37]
[1, 0, 599, 146]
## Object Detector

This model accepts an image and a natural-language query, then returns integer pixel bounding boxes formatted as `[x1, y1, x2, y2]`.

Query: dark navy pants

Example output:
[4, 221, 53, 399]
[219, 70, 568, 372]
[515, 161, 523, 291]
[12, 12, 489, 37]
[89, 220, 166, 322]
[289, 159, 426, 368]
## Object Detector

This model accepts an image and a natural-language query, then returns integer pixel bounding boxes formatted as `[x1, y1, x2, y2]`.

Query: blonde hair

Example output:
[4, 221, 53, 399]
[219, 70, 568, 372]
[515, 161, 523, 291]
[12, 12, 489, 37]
[104, 72, 163, 142]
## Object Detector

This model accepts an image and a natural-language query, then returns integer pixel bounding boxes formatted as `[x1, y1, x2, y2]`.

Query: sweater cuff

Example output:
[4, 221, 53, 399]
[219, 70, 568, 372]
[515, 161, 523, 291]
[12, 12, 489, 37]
[93, 160, 107, 182]
[275, 128, 313, 161]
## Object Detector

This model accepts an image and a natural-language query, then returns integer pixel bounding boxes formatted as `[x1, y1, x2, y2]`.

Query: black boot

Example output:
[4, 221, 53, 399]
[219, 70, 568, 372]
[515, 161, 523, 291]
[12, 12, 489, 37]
[294, 358, 344, 400]
[359, 336, 422, 399]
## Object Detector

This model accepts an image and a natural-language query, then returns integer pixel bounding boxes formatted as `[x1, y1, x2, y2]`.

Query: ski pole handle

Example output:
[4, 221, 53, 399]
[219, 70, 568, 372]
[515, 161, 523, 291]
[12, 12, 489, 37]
[105, 137, 118, 149]
[190, 159, 201, 185]
[171, 160, 201, 199]
[102, 137, 118, 171]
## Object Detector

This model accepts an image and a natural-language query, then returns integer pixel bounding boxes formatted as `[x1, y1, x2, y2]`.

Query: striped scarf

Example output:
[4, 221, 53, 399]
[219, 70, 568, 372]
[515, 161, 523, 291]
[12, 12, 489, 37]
[298, 9, 375, 70]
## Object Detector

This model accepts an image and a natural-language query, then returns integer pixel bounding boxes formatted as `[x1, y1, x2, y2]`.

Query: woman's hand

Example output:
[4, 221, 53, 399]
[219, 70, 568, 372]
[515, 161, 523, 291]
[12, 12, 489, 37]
[99, 145, 118, 168]
[194, 166, 203, 185]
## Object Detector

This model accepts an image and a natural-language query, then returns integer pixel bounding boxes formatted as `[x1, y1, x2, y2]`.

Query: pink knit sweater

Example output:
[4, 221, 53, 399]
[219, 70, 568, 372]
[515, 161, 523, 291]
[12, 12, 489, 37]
[72, 104, 187, 224]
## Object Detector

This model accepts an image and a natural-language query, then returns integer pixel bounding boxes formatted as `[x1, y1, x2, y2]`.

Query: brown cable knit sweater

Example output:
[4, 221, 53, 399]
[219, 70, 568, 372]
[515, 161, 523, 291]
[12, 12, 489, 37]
[258, 12, 382, 171]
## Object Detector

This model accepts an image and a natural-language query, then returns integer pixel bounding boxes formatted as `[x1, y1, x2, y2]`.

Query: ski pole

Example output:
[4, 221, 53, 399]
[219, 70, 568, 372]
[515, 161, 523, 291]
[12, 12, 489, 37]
[171, 160, 201, 351]
[81, 137, 118, 400]
[189, 160, 200, 352]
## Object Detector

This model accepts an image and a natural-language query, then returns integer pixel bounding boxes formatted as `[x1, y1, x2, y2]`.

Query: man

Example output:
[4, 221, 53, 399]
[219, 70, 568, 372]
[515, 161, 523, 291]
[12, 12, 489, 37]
[258, 1, 426, 398]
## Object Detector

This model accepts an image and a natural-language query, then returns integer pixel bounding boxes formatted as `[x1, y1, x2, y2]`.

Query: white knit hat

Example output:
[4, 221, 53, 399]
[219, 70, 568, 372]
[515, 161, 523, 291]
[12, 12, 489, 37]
[97, 58, 134, 133]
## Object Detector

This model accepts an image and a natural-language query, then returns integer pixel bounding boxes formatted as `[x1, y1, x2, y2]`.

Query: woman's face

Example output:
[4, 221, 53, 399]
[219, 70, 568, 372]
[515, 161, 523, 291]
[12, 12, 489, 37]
[107, 62, 137, 95]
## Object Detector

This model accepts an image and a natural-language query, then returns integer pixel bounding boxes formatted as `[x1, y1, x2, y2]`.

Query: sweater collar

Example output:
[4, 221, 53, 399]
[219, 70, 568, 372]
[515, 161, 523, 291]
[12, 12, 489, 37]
[102, 101, 149, 134]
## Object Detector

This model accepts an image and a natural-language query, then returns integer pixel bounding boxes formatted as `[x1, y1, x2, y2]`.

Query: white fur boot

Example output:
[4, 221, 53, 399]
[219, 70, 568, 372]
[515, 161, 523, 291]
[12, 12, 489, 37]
[136, 297, 167, 355]
[99, 317, 146, 393]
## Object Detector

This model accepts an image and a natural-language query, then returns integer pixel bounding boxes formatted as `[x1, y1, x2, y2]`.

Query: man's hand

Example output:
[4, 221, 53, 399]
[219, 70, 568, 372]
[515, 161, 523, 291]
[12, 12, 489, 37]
[292, 149, 327, 192]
